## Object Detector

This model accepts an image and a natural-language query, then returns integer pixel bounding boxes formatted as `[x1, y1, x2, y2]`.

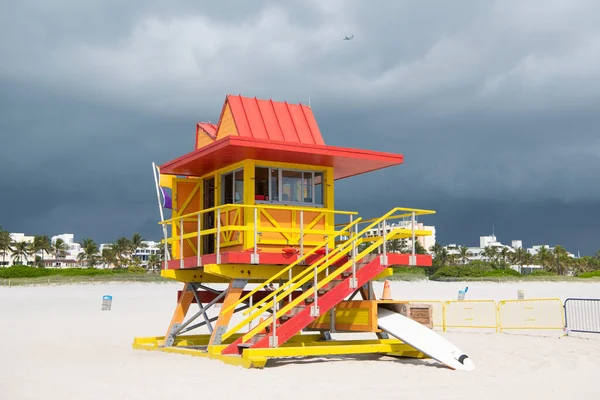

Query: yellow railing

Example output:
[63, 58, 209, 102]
[159, 203, 360, 268]
[220, 207, 435, 344]
[220, 217, 364, 316]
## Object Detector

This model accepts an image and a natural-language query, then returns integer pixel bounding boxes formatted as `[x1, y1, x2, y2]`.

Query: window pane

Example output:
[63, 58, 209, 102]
[234, 169, 243, 203]
[222, 173, 233, 204]
[303, 172, 313, 203]
[314, 172, 323, 205]
[282, 170, 302, 202]
[255, 167, 269, 201]
[270, 169, 279, 201]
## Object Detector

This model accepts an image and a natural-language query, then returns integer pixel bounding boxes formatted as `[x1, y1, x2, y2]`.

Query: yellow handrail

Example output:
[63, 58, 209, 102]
[238, 228, 403, 343]
[164, 226, 352, 245]
[161, 203, 358, 225]
[334, 207, 436, 227]
[220, 217, 363, 315]
[220, 207, 418, 342]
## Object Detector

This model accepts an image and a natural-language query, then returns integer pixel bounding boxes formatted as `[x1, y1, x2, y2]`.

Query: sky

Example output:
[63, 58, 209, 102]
[1, 0, 599, 254]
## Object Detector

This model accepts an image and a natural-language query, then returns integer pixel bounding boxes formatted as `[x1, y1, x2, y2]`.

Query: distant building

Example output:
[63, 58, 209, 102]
[98, 240, 161, 268]
[365, 221, 436, 253]
[0, 232, 83, 267]
[442, 234, 576, 273]
[528, 245, 575, 258]
[51, 233, 83, 261]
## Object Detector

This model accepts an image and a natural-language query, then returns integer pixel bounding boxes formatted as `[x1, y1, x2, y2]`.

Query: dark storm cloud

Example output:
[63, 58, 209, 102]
[1, 1, 599, 253]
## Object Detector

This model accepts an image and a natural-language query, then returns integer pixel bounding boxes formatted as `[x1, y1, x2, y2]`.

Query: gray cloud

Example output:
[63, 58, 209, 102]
[1, 1, 599, 253]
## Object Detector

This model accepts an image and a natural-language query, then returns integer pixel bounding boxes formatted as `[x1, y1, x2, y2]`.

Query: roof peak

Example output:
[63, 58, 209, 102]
[206, 94, 324, 147]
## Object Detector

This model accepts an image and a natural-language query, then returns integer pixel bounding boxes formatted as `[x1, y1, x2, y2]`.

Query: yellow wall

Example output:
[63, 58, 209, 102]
[170, 158, 338, 258]
[215, 103, 238, 139]
[196, 129, 215, 150]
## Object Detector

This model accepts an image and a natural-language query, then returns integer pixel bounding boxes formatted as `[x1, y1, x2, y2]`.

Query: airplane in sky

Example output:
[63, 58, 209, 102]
[343, 35, 354, 40]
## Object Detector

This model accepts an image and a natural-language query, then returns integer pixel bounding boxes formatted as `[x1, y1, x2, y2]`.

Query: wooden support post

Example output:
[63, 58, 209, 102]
[164, 283, 195, 346]
[208, 279, 247, 346]
[359, 281, 374, 300]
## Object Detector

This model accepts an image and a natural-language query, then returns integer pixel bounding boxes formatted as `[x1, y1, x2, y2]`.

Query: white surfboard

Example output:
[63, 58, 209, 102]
[377, 307, 475, 371]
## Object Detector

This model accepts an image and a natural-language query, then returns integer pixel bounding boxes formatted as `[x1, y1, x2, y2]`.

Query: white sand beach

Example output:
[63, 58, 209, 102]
[1, 280, 599, 400]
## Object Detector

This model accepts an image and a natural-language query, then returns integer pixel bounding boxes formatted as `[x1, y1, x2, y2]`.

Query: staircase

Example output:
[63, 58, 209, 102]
[246, 253, 381, 351]
[211, 207, 434, 356]
[217, 207, 423, 355]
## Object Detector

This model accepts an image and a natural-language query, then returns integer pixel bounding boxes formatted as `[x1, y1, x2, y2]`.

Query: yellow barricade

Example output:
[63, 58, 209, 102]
[443, 300, 498, 332]
[408, 301, 444, 329]
[497, 298, 565, 332]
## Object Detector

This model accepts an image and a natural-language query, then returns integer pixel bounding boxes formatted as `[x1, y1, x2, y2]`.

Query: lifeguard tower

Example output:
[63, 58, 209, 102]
[134, 95, 445, 369]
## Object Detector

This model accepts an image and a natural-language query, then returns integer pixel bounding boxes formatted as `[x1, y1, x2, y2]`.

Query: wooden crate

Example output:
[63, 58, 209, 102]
[378, 301, 433, 329]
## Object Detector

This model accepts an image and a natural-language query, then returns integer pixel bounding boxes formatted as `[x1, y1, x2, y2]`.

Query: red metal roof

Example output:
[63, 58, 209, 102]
[197, 122, 217, 139]
[224, 95, 325, 145]
[160, 136, 403, 181]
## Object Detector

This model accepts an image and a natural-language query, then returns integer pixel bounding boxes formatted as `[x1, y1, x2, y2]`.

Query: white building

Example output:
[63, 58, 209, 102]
[0, 232, 83, 267]
[99, 240, 161, 268]
[134, 241, 161, 265]
[51, 233, 83, 261]
[365, 221, 436, 253]
[528, 245, 575, 258]
[442, 234, 576, 273]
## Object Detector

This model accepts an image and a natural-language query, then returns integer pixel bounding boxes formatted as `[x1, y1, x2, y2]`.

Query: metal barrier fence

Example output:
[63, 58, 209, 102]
[408, 301, 444, 329]
[564, 298, 600, 334]
[402, 298, 567, 333]
[443, 300, 498, 331]
[497, 298, 564, 332]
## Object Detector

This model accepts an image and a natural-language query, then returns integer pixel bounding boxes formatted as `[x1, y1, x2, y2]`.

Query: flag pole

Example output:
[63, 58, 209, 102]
[152, 162, 171, 261]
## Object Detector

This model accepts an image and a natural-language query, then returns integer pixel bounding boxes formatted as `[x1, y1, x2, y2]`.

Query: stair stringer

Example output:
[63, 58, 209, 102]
[221, 256, 386, 354]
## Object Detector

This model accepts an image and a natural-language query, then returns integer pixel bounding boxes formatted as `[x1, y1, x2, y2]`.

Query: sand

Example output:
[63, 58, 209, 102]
[1, 280, 599, 400]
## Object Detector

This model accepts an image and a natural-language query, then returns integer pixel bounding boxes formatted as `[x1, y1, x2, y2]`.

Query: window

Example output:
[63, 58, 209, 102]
[221, 169, 243, 204]
[255, 166, 324, 206]
[314, 172, 323, 204]
[255, 167, 269, 200]
[282, 170, 302, 202]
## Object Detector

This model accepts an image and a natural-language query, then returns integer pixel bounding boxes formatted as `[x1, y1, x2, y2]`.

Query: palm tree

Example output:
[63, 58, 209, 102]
[535, 246, 551, 270]
[101, 247, 118, 268]
[112, 237, 133, 267]
[387, 238, 404, 253]
[32, 235, 52, 267]
[500, 247, 511, 264]
[0, 227, 12, 265]
[523, 251, 535, 265]
[552, 246, 570, 275]
[482, 246, 497, 263]
[414, 241, 427, 255]
[79, 238, 99, 267]
[147, 254, 161, 271]
[511, 247, 527, 270]
[131, 233, 147, 254]
[430, 245, 448, 266]
[459, 246, 471, 264]
[52, 238, 69, 261]
[11, 241, 31, 265]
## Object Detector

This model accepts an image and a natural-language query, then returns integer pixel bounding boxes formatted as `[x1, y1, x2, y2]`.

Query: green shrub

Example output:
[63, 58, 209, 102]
[0, 265, 135, 279]
[578, 270, 600, 278]
[127, 265, 146, 274]
[431, 262, 503, 279]
[0, 265, 53, 279]
[529, 270, 557, 276]
[55, 268, 114, 277]
[482, 268, 521, 277]
[392, 267, 426, 275]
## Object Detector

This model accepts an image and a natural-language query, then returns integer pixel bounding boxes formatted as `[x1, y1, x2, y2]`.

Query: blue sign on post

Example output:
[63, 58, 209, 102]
[102, 295, 113, 311]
